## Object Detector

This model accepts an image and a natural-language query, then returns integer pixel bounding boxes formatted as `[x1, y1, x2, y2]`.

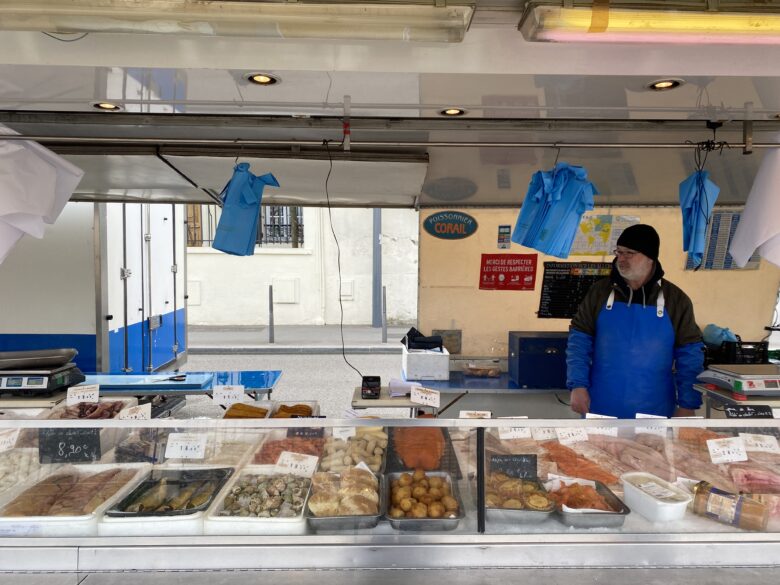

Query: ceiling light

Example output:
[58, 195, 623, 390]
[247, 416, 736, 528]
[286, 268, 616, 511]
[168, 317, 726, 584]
[520, 4, 780, 45]
[92, 102, 122, 111]
[648, 79, 684, 91]
[247, 73, 279, 86]
[0, 1, 475, 43]
[440, 108, 466, 116]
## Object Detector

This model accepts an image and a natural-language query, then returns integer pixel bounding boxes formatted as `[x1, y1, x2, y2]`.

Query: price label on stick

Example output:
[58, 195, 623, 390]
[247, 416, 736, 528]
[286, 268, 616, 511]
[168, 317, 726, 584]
[38, 428, 101, 464]
[118, 403, 151, 420]
[531, 427, 557, 442]
[707, 436, 748, 464]
[0, 429, 20, 453]
[165, 432, 208, 460]
[410, 386, 440, 409]
[67, 384, 99, 406]
[739, 433, 780, 454]
[275, 451, 319, 477]
[635, 412, 668, 437]
[212, 385, 245, 407]
[555, 427, 588, 444]
[585, 413, 618, 437]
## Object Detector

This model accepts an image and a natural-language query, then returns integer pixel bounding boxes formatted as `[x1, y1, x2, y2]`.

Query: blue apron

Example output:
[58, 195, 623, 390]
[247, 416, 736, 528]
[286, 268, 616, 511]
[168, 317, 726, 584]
[589, 283, 676, 418]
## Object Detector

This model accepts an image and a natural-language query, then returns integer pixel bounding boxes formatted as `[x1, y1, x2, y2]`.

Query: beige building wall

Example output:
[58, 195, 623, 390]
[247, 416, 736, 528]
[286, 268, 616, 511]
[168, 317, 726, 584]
[419, 207, 780, 357]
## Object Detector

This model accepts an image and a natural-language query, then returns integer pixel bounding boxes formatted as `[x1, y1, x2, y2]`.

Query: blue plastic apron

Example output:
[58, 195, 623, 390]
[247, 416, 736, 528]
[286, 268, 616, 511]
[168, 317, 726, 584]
[589, 283, 676, 418]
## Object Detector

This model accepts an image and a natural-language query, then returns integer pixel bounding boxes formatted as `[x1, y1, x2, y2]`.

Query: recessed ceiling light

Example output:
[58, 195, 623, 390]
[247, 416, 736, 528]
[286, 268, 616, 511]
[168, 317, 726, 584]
[92, 101, 121, 111]
[647, 78, 684, 91]
[440, 107, 466, 116]
[246, 72, 279, 86]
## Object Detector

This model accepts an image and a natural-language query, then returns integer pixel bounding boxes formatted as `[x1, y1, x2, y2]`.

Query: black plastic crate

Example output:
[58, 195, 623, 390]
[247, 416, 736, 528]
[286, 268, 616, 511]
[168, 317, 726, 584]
[706, 340, 769, 365]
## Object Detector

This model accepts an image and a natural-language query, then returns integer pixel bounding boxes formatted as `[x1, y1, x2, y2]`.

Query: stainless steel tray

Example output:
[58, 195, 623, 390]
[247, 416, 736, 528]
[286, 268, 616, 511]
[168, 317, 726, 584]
[306, 473, 385, 532]
[384, 471, 464, 531]
[554, 481, 630, 528]
[486, 479, 556, 525]
[0, 348, 77, 371]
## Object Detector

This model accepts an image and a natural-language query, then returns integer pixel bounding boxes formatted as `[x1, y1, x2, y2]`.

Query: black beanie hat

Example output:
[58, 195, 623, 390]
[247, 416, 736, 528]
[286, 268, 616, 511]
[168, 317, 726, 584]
[616, 224, 660, 261]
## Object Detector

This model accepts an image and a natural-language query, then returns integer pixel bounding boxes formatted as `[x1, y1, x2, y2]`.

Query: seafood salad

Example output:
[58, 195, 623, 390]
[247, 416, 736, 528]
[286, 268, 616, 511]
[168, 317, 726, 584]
[218, 474, 310, 518]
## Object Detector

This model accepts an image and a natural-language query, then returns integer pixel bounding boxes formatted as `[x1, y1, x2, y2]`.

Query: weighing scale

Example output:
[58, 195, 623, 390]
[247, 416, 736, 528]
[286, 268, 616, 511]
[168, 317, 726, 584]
[0, 363, 86, 397]
[697, 364, 780, 397]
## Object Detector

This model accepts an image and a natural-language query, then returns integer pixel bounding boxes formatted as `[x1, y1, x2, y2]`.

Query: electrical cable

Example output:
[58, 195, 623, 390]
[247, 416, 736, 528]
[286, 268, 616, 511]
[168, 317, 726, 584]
[41, 31, 89, 42]
[323, 139, 364, 380]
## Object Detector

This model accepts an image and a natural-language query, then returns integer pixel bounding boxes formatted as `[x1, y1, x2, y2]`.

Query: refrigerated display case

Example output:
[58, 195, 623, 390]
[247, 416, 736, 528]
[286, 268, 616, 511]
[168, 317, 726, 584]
[1, 414, 780, 572]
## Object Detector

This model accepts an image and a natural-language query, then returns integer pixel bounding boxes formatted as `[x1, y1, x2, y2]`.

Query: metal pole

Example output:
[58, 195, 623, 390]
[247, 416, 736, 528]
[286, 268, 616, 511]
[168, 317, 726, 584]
[290, 206, 300, 249]
[372, 208, 382, 328]
[268, 285, 275, 344]
[382, 286, 387, 343]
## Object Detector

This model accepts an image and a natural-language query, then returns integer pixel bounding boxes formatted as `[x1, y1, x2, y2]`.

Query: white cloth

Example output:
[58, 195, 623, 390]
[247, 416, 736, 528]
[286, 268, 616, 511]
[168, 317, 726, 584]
[0, 124, 84, 263]
[729, 149, 780, 268]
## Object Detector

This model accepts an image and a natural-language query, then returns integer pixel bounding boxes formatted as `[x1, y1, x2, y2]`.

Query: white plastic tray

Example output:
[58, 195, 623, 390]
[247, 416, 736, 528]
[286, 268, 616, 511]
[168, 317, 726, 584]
[621, 472, 692, 523]
[0, 463, 149, 537]
[204, 465, 310, 535]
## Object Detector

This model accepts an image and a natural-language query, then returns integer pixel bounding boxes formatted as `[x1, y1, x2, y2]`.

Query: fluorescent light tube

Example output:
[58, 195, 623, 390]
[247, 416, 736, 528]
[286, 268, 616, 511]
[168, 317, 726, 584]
[0, 0, 474, 43]
[520, 5, 780, 44]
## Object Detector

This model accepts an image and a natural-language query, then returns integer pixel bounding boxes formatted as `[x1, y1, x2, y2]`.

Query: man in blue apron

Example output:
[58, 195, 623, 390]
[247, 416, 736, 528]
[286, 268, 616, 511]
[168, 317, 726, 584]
[566, 224, 704, 418]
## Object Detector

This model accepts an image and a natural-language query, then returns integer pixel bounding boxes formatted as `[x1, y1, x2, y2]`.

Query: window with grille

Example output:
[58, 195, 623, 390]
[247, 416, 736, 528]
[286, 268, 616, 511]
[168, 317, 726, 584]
[186, 204, 304, 248]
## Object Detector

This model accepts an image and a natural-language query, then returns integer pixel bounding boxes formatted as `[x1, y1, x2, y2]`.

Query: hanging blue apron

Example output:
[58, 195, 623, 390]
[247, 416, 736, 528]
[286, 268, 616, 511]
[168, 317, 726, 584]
[589, 282, 677, 418]
[212, 163, 279, 256]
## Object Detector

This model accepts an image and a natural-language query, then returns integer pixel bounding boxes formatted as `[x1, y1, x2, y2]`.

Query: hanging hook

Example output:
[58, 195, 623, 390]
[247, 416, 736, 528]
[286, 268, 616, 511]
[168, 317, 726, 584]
[234, 141, 246, 165]
[553, 143, 561, 167]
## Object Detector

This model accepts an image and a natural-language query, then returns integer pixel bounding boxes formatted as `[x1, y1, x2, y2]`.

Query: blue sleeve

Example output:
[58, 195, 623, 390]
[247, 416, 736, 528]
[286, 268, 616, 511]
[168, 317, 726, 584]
[566, 329, 594, 390]
[674, 341, 705, 409]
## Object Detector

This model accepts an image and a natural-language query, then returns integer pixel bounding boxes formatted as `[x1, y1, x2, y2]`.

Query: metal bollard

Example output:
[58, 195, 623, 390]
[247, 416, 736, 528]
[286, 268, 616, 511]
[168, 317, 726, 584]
[268, 285, 275, 344]
[382, 285, 387, 343]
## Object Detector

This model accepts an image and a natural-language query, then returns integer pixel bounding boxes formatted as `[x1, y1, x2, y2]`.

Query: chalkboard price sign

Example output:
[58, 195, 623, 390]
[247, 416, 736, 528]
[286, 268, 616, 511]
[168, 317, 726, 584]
[286, 426, 326, 439]
[724, 405, 774, 419]
[38, 428, 102, 464]
[489, 454, 538, 479]
[538, 262, 611, 319]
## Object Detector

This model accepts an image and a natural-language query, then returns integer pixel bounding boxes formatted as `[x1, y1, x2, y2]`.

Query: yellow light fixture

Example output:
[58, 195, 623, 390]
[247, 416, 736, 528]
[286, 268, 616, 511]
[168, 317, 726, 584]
[648, 78, 684, 91]
[520, 3, 780, 44]
[0, 0, 475, 43]
[92, 101, 122, 111]
[440, 107, 466, 116]
[247, 73, 279, 86]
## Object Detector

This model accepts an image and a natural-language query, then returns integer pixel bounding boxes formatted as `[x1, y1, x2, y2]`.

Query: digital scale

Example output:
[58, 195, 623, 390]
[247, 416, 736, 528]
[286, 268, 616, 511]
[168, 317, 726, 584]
[0, 363, 86, 397]
[697, 364, 780, 397]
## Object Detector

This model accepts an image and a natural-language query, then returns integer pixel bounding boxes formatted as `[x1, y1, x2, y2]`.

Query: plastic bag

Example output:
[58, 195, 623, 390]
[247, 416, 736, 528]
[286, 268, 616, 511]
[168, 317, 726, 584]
[702, 324, 738, 348]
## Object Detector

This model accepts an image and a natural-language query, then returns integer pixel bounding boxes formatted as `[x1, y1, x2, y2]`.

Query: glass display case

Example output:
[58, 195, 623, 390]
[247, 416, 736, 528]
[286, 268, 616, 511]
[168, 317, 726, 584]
[1, 413, 780, 572]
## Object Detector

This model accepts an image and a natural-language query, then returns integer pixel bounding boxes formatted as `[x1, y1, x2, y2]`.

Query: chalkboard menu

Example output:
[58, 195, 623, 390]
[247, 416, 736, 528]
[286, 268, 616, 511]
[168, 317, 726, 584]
[38, 428, 102, 464]
[538, 262, 611, 319]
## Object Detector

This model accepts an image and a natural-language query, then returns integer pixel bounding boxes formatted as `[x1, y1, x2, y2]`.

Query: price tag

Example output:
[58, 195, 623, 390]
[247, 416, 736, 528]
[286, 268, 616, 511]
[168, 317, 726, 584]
[739, 433, 780, 454]
[164, 432, 208, 460]
[332, 426, 357, 440]
[0, 429, 20, 453]
[459, 410, 492, 419]
[355, 461, 372, 473]
[38, 428, 101, 464]
[489, 454, 538, 479]
[212, 385, 245, 407]
[555, 427, 589, 444]
[497, 416, 531, 440]
[724, 405, 774, 419]
[118, 403, 152, 420]
[275, 450, 319, 477]
[531, 427, 557, 441]
[66, 384, 99, 406]
[343, 409, 360, 418]
[773, 408, 780, 419]
[634, 412, 668, 437]
[707, 436, 748, 464]
[585, 413, 618, 437]
[410, 386, 440, 409]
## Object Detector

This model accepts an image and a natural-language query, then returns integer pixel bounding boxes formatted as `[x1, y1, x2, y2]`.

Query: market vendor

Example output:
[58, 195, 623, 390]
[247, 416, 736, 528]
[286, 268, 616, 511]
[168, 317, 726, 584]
[566, 224, 705, 418]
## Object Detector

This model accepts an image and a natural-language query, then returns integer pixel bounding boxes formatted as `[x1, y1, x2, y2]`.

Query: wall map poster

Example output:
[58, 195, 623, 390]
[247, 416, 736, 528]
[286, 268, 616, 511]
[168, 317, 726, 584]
[479, 254, 537, 291]
[570, 214, 640, 255]
[538, 262, 611, 318]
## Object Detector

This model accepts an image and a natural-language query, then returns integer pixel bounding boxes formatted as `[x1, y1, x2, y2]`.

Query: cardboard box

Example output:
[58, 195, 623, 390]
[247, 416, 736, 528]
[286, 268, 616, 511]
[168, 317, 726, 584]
[402, 346, 450, 381]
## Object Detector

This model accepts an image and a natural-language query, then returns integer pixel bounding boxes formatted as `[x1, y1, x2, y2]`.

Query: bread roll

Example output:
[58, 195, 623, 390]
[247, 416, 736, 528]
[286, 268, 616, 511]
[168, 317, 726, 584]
[308, 492, 341, 517]
[340, 467, 378, 489]
[338, 494, 378, 516]
[338, 484, 379, 505]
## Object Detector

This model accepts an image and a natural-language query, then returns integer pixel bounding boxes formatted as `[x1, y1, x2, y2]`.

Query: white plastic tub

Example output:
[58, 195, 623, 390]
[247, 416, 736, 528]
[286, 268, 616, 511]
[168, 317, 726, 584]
[204, 465, 310, 536]
[620, 472, 692, 523]
[0, 463, 148, 537]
